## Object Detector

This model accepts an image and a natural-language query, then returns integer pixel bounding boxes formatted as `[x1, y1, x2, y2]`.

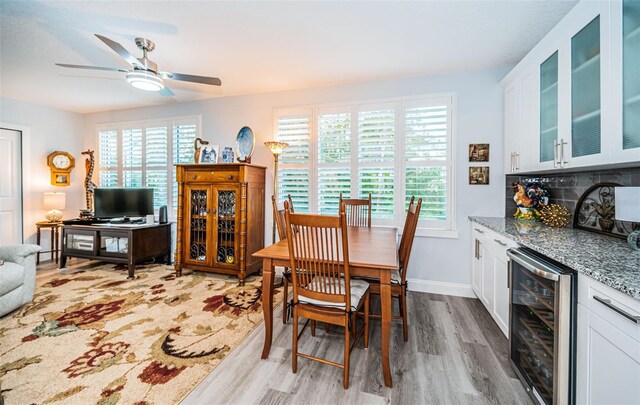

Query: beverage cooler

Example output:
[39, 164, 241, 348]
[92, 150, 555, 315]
[507, 248, 577, 405]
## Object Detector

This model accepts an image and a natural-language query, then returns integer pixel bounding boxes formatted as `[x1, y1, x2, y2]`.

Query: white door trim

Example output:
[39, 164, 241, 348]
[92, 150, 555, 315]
[0, 121, 31, 243]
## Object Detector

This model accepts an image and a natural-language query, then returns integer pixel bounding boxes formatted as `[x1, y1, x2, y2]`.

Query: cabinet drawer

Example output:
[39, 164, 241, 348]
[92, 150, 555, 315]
[186, 170, 239, 183]
[579, 274, 640, 342]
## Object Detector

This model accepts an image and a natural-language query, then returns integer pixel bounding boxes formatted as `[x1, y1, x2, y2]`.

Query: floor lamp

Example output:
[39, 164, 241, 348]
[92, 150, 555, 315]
[264, 141, 289, 243]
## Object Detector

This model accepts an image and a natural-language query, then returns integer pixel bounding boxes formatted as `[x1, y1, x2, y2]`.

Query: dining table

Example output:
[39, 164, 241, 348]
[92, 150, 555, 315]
[253, 225, 399, 388]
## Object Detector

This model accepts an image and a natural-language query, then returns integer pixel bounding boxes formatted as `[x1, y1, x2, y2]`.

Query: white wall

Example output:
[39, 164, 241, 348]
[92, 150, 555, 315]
[83, 66, 510, 295]
[0, 97, 85, 247]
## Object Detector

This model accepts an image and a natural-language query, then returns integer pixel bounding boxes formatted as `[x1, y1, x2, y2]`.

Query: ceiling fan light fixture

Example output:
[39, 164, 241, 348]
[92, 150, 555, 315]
[126, 71, 164, 91]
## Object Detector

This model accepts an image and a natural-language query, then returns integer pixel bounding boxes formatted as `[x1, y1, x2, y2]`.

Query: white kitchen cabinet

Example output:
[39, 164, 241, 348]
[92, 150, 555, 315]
[470, 223, 517, 337]
[502, 0, 622, 173]
[610, 0, 640, 163]
[576, 274, 640, 405]
[504, 80, 520, 174]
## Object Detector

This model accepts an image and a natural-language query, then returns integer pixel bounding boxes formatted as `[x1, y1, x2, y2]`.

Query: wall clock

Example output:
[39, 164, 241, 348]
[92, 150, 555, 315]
[47, 151, 75, 186]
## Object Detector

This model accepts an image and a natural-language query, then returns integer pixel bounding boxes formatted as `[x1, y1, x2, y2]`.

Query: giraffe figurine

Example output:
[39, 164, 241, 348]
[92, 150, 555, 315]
[82, 149, 96, 212]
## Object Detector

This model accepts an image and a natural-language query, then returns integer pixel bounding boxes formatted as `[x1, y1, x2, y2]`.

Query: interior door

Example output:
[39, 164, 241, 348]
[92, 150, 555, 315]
[0, 128, 23, 245]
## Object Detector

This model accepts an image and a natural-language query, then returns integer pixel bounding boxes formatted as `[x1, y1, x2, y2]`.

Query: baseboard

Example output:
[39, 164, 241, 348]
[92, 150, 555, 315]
[406, 278, 476, 298]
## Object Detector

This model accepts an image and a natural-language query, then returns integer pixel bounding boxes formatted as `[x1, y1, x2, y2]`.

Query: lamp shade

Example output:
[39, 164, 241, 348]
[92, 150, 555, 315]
[44, 192, 66, 210]
[615, 187, 640, 222]
[264, 141, 289, 156]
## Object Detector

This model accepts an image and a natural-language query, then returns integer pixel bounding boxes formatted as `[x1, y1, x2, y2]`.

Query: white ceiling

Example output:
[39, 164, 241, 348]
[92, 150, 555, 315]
[0, 0, 577, 114]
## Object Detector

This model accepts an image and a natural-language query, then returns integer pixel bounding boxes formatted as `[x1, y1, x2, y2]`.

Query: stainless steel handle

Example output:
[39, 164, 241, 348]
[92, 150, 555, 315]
[507, 259, 512, 289]
[560, 138, 568, 168]
[510, 152, 514, 172]
[506, 249, 561, 281]
[474, 239, 479, 259]
[514, 153, 520, 171]
[593, 295, 640, 324]
[474, 228, 485, 234]
[553, 139, 559, 168]
[494, 239, 507, 247]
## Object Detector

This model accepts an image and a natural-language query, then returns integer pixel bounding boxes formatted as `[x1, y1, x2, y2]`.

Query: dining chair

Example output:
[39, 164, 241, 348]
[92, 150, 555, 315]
[284, 201, 370, 389]
[339, 193, 372, 227]
[272, 195, 292, 324]
[362, 196, 422, 342]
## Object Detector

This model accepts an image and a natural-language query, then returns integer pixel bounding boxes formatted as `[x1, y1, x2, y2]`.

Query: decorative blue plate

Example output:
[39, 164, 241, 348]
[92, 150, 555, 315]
[236, 126, 255, 161]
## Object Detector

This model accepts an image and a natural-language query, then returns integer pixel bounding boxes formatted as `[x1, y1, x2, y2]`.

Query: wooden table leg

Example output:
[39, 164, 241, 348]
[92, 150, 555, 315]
[49, 228, 54, 262]
[380, 270, 393, 388]
[261, 258, 274, 359]
[54, 226, 59, 264]
[36, 226, 41, 265]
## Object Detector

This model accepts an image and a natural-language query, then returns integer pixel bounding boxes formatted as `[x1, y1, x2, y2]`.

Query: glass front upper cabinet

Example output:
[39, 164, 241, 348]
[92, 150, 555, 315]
[623, 0, 640, 150]
[571, 16, 601, 158]
[540, 52, 559, 163]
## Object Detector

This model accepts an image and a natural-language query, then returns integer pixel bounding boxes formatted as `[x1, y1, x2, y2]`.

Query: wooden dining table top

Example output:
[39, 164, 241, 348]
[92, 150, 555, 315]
[253, 226, 399, 271]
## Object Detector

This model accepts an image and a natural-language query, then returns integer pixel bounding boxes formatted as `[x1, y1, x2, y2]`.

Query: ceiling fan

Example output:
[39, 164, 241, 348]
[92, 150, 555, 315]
[56, 34, 221, 95]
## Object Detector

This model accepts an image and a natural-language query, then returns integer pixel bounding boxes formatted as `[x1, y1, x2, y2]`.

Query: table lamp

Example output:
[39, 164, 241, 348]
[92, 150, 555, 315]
[44, 192, 66, 222]
[264, 141, 289, 243]
[615, 187, 640, 250]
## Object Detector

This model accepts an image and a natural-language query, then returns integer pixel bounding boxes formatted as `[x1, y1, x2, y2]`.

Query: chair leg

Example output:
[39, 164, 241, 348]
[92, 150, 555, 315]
[343, 314, 350, 389]
[292, 306, 298, 373]
[401, 287, 408, 342]
[364, 292, 370, 349]
[311, 320, 316, 337]
[282, 275, 289, 324]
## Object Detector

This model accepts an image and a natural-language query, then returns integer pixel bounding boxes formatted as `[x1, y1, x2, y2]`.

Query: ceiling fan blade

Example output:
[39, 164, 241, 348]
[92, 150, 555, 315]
[161, 71, 222, 86]
[95, 34, 142, 68]
[55, 63, 128, 72]
[159, 86, 175, 97]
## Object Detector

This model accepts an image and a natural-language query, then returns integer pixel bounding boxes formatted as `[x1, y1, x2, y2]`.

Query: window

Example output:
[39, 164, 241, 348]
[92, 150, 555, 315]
[275, 94, 455, 231]
[97, 116, 200, 213]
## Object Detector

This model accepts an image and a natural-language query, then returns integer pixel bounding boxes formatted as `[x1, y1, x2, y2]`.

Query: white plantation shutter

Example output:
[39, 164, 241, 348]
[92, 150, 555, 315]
[172, 122, 197, 208]
[358, 105, 395, 221]
[146, 126, 169, 209]
[98, 129, 118, 187]
[404, 98, 453, 228]
[277, 111, 311, 212]
[122, 128, 143, 187]
[317, 110, 351, 214]
[96, 116, 200, 215]
[274, 93, 455, 232]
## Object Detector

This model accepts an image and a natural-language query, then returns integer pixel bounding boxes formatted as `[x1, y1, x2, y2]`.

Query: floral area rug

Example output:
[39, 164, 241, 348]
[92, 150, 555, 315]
[0, 263, 280, 404]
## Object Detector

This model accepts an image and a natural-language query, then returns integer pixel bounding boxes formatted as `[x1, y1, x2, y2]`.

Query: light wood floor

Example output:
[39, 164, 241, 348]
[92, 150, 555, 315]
[36, 260, 531, 404]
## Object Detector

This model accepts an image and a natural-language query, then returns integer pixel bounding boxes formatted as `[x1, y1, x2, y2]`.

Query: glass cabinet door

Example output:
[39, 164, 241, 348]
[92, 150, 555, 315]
[187, 187, 210, 264]
[623, 0, 640, 150]
[215, 188, 238, 266]
[540, 52, 559, 163]
[571, 16, 601, 158]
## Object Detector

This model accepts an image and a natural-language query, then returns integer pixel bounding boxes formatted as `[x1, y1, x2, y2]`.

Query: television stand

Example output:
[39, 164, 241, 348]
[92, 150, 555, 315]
[60, 223, 172, 279]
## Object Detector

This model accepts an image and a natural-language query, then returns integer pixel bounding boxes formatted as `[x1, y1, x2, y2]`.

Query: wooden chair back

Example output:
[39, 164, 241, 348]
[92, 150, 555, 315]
[399, 197, 422, 285]
[287, 194, 295, 213]
[339, 193, 372, 227]
[271, 195, 287, 241]
[284, 201, 352, 310]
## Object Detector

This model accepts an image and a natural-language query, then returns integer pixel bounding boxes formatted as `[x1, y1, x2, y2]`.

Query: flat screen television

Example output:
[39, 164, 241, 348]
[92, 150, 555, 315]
[94, 188, 154, 220]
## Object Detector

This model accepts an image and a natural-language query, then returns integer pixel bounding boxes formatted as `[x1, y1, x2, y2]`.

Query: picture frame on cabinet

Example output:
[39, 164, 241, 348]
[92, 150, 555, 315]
[199, 145, 219, 164]
[469, 143, 490, 162]
[469, 167, 490, 185]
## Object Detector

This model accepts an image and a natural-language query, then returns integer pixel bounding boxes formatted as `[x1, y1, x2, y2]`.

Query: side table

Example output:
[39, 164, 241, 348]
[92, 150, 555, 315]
[36, 221, 62, 265]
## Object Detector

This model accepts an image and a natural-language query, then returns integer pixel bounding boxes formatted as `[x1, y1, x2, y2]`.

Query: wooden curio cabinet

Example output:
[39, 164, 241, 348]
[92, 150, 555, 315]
[175, 164, 266, 284]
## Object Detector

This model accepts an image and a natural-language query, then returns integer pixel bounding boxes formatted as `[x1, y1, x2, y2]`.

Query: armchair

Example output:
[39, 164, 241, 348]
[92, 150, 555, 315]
[0, 244, 41, 317]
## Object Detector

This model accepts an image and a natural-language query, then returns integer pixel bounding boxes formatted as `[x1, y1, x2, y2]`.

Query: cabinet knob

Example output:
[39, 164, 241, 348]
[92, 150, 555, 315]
[192, 174, 198, 180]
[228, 175, 233, 180]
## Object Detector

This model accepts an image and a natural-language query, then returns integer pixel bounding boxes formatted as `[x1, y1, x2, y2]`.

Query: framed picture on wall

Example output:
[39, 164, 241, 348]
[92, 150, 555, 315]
[469, 166, 490, 185]
[469, 143, 490, 162]
[199, 145, 220, 164]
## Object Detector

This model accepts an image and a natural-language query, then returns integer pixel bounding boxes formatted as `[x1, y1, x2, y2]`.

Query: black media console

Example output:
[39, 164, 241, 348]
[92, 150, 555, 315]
[60, 223, 172, 279]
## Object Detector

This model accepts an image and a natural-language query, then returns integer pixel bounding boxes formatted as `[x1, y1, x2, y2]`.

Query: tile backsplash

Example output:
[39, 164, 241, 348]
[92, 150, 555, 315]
[505, 167, 640, 219]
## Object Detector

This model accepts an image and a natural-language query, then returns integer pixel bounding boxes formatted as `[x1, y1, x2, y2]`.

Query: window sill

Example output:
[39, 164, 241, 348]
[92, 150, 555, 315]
[414, 228, 459, 239]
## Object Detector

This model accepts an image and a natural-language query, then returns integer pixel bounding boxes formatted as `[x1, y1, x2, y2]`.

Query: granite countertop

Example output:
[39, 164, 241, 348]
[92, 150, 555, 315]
[469, 216, 640, 301]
